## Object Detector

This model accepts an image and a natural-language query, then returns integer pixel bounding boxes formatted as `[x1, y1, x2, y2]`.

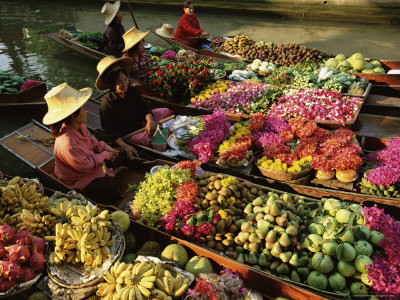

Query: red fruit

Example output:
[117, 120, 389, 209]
[0, 242, 7, 259]
[0, 277, 17, 292]
[29, 252, 45, 271]
[0, 260, 22, 280]
[0, 224, 14, 243]
[18, 266, 36, 283]
[6, 244, 30, 263]
[12, 230, 32, 245]
[31, 236, 46, 254]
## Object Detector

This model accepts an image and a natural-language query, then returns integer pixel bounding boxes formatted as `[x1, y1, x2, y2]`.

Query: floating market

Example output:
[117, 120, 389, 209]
[0, 0, 400, 299]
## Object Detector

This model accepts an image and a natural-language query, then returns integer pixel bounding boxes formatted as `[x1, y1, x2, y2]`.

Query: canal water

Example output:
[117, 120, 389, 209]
[0, 0, 400, 177]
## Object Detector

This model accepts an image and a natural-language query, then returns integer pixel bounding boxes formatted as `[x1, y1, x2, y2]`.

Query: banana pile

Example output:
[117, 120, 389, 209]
[0, 176, 50, 216]
[359, 176, 399, 198]
[17, 209, 58, 237]
[97, 260, 190, 300]
[46, 204, 113, 268]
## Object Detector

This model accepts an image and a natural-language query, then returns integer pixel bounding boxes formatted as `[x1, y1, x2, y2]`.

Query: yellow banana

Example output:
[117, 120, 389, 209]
[163, 276, 173, 295]
[8, 176, 21, 185]
[174, 273, 183, 292]
[128, 286, 136, 300]
[137, 284, 151, 298]
[59, 202, 66, 215]
[115, 262, 128, 277]
[183, 277, 190, 285]
[156, 278, 167, 293]
[141, 268, 154, 277]
[119, 269, 132, 279]
[104, 270, 116, 284]
[152, 288, 168, 299]
[121, 286, 131, 300]
[134, 285, 143, 300]
[173, 283, 189, 297]
[140, 275, 156, 283]
[139, 281, 154, 290]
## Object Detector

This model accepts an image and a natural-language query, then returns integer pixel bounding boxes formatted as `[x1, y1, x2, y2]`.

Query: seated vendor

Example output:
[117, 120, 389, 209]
[101, 1, 125, 57]
[43, 83, 124, 204]
[122, 27, 152, 92]
[173, 1, 208, 48]
[96, 56, 172, 159]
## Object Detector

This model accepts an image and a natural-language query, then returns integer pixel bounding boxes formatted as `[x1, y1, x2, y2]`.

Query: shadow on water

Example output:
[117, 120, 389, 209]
[0, 0, 400, 175]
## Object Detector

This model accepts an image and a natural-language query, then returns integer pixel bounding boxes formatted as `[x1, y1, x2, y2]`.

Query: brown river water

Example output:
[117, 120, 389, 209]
[0, 0, 400, 177]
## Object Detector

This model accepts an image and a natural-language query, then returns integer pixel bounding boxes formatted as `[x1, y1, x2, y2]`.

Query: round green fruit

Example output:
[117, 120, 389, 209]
[341, 243, 356, 261]
[354, 240, 373, 257]
[335, 209, 352, 223]
[338, 260, 356, 277]
[185, 256, 214, 276]
[369, 231, 384, 247]
[322, 240, 338, 256]
[311, 252, 334, 274]
[354, 255, 373, 273]
[161, 244, 189, 268]
[350, 282, 369, 296]
[111, 211, 130, 233]
[121, 253, 137, 263]
[307, 271, 328, 290]
[309, 223, 325, 235]
[328, 272, 347, 291]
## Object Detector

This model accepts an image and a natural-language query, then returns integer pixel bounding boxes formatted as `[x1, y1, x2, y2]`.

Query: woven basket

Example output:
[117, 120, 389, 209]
[0, 271, 42, 298]
[257, 165, 311, 182]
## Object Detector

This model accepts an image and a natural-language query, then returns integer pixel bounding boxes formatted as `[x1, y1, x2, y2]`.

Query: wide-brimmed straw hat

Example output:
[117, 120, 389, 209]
[101, 1, 120, 26]
[155, 24, 175, 39]
[43, 83, 92, 125]
[95, 55, 134, 90]
[122, 27, 150, 52]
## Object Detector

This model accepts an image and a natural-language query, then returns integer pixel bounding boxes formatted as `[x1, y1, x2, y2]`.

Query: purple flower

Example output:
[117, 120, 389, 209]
[181, 224, 195, 236]
[264, 116, 290, 133]
[254, 132, 284, 148]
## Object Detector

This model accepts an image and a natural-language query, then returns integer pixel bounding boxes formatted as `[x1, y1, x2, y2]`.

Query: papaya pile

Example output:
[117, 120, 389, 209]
[0, 70, 26, 94]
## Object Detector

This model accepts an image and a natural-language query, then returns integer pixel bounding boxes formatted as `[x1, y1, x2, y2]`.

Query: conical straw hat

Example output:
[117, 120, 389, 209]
[155, 24, 175, 39]
[95, 55, 134, 90]
[122, 27, 150, 52]
[101, 1, 120, 26]
[43, 83, 92, 125]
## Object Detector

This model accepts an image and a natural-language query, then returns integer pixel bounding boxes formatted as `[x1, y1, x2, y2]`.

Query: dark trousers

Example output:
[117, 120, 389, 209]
[81, 150, 128, 205]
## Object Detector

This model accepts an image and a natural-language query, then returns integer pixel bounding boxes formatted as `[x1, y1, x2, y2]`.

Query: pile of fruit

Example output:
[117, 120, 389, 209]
[0, 224, 46, 292]
[0, 70, 35, 94]
[45, 203, 113, 268]
[214, 35, 254, 56]
[324, 53, 385, 74]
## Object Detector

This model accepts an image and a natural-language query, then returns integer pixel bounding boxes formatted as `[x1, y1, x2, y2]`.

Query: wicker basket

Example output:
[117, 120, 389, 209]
[0, 176, 44, 197]
[257, 165, 311, 182]
[0, 271, 42, 298]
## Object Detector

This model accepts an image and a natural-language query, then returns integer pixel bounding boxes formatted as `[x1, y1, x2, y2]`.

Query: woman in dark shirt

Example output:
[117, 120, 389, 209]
[101, 1, 125, 57]
[96, 56, 156, 160]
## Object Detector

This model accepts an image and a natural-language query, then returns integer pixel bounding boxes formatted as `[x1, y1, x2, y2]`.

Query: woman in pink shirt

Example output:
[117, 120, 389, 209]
[43, 83, 123, 204]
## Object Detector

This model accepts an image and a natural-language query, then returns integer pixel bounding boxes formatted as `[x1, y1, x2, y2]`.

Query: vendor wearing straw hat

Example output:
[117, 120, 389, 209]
[122, 27, 151, 91]
[43, 83, 124, 204]
[97, 56, 172, 155]
[101, 1, 125, 57]
[174, 1, 208, 48]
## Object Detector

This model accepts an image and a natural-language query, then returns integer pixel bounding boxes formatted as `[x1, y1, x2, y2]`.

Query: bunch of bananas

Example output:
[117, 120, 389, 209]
[46, 204, 113, 268]
[0, 176, 50, 216]
[359, 176, 399, 198]
[0, 212, 20, 228]
[17, 209, 58, 237]
[97, 260, 190, 300]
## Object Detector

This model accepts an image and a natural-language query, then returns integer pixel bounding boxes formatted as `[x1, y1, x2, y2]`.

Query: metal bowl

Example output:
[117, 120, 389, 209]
[144, 43, 152, 50]
[173, 125, 196, 145]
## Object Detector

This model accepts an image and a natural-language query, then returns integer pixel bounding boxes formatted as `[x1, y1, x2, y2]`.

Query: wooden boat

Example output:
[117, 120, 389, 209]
[80, 95, 400, 208]
[0, 82, 47, 107]
[47, 32, 106, 62]
[354, 59, 400, 85]
[150, 25, 243, 62]
[0, 125, 339, 299]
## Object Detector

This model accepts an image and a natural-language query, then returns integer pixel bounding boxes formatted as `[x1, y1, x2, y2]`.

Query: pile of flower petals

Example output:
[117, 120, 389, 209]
[268, 89, 363, 125]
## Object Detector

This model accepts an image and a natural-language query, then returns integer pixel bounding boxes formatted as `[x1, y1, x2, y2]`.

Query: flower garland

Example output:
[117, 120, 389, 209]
[218, 122, 251, 153]
[189, 111, 230, 163]
[363, 205, 400, 297]
[365, 137, 400, 188]
[192, 82, 266, 113]
[268, 89, 363, 125]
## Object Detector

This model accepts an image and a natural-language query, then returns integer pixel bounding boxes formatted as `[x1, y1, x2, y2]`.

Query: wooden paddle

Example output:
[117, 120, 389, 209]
[125, 1, 139, 29]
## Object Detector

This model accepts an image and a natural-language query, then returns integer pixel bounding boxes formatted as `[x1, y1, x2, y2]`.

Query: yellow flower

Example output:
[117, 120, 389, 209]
[227, 197, 236, 205]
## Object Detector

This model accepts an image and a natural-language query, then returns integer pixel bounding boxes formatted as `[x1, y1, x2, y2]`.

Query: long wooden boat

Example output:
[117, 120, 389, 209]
[0, 82, 47, 107]
[47, 32, 106, 62]
[80, 95, 400, 208]
[0, 126, 337, 299]
[150, 25, 243, 62]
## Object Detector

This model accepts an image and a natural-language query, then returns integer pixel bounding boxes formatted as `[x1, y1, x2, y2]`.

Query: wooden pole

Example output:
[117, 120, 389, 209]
[125, 1, 139, 29]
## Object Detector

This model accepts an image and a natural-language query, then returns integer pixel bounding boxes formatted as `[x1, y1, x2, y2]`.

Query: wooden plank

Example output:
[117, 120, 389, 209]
[365, 93, 400, 108]
[354, 113, 400, 139]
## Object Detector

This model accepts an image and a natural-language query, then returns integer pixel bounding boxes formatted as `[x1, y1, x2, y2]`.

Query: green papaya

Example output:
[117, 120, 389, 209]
[12, 75, 25, 85]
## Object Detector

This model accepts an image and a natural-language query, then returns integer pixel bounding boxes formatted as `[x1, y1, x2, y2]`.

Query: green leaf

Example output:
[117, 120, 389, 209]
[207, 209, 214, 222]
[195, 213, 205, 226]
[175, 219, 183, 229]
[186, 216, 196, 226]
[348, 212, 356, 226]
[336, 244, 343, 261]
[353, 227, 366, 240]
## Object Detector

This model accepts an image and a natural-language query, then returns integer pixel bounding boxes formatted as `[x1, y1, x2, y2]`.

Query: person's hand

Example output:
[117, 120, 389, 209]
[201, 31, 209, 37]
[145, 119, 157, 135]
[122, 144, 138, 160]
[107, 148, 120, 161]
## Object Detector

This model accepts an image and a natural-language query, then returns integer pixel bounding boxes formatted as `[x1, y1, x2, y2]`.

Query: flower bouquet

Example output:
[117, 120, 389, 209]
[150, 57, 214, 103]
